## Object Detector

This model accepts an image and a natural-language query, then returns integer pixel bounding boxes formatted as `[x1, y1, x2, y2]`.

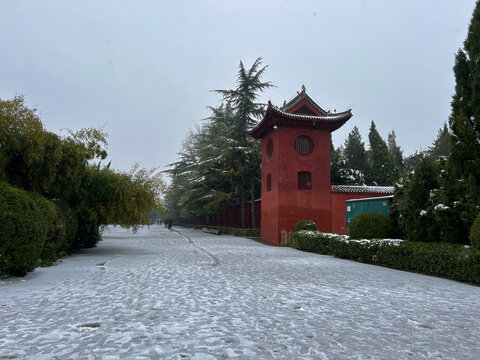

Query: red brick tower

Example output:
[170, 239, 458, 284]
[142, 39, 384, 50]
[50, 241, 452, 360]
[247, 86, 352, 245]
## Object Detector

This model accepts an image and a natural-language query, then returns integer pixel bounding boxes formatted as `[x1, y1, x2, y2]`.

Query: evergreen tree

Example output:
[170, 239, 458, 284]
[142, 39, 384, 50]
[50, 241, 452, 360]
[213, 58, 273, 227]
[166, 125, 219, 221]
[166, 58, 272, 228]
[387, 130, 404, 172]
[427, 122, 451, 160]
[213, 58, 273, 140]
[331, 139, 365, 185]
[403, 151, 423, 173]
[343, 126, 368, 172]
[368, 121, 399, 185]
[330, 139, 345, 184]
[446, 0, 480, 235]
[396, 156, 440, 242]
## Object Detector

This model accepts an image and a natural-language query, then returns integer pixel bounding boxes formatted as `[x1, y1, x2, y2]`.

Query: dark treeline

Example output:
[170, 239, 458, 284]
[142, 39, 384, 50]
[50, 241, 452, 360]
[0, 96, 164, 276]
[330, 121, 450, 186]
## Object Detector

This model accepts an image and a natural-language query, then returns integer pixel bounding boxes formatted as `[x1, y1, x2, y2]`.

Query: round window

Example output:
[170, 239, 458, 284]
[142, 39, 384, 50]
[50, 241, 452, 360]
[295, 136, 314, 155]
[267, 139, 273, 158]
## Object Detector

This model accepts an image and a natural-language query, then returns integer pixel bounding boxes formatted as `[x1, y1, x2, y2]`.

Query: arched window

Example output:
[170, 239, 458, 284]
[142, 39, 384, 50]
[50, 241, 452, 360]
[298, 171, 312, 190]
[295, 136, 314, 155]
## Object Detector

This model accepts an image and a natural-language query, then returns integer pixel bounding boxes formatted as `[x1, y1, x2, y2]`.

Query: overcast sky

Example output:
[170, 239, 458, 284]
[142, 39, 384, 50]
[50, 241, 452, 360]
[1, 0, 477, 180]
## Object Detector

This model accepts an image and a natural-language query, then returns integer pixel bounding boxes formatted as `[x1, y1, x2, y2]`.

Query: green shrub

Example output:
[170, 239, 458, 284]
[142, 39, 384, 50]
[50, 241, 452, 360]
[470, 213, 480, 249]
[348, 212, 392, 239]
[76, 219, 101, 248]
[32, 197, 78, 265]
[32, 194, 65, 266]
[294, 219, 317, 232]
[57, 201, 78, 253]
[0, 183, 46, 276]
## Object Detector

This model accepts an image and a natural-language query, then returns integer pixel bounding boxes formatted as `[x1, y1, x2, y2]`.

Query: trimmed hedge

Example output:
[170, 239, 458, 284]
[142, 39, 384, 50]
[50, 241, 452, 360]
[348, 212, 392, 239]
[189, 225, 260, 238]
[0, 183, 47, 276]
[294, 219, 317, 232]
[294, 230, 480, 284]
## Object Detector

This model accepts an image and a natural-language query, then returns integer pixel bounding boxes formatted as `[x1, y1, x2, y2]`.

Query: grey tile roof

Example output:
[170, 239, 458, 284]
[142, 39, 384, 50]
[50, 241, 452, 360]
[331, 185, 395, 194]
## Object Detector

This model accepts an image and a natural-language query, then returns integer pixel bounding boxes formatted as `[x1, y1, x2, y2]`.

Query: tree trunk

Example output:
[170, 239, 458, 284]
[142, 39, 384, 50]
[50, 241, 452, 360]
[240, 175, 246, 228]
[233, 204, 238, 227]
[250, 175, 256, 228]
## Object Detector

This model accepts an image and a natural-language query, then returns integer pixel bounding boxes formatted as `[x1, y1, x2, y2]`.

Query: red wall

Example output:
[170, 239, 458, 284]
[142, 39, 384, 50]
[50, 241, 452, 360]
[192, 201, 261, 228]
[261, 126, 332, 244]
[193, 192, 391, 237]
[260, 130, 279, 244]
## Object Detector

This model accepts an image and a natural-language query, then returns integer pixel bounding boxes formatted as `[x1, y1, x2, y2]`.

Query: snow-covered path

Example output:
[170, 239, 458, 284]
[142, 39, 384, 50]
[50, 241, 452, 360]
[1, 226, 479, 359]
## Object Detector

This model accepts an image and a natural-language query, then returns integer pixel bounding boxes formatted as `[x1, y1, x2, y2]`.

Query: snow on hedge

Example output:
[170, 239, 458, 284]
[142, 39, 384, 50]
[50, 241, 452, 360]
[298, 230, 404, 246]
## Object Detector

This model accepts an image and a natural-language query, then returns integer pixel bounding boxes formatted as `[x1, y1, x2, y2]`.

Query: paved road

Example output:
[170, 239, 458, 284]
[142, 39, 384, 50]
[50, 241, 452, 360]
[1, 225, 479, 359]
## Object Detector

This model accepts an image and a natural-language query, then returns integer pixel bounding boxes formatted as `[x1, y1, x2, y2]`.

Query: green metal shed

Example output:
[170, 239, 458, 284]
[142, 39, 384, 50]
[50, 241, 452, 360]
[345, 196, 393, 232]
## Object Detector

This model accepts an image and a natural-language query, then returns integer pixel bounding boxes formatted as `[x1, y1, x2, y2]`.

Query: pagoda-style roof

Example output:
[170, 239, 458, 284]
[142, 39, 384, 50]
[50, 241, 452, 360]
[247, 86, 352, 139]
[281, 85, 330, 115]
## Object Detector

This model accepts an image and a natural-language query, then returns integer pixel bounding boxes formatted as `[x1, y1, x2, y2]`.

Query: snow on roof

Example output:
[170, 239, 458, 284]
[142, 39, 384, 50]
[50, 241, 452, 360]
[331, 185, 395, 194]
[247, 102, 352, 138]
[345, 195, 394, 202]
[270, 105, 352, 121]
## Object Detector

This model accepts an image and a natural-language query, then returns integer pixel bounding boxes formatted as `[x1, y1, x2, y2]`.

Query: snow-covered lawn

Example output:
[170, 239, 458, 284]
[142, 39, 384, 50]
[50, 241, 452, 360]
[1, 225, 479, 359]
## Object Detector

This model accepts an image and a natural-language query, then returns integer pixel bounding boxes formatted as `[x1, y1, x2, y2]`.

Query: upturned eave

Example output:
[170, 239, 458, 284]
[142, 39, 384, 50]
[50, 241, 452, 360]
[247, 103, 352, 139]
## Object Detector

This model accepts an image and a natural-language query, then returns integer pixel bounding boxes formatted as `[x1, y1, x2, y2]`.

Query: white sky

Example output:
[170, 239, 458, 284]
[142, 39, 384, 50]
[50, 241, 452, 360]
[0, 0, 477, 179]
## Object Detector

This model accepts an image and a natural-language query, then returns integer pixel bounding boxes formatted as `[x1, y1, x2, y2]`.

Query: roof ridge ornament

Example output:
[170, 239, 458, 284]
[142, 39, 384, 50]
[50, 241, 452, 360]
[301, 84, 306, 93]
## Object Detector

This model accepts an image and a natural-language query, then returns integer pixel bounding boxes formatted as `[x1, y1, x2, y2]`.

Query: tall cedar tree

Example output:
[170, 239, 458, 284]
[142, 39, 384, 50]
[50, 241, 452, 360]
[167, 58, 272, 227]
[368, 121, 399, 185]
[387, 130, 404, 172]
[213, 58, 273, 228]
[344, 126, 367, 172]
[447, 0, 480, 232]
